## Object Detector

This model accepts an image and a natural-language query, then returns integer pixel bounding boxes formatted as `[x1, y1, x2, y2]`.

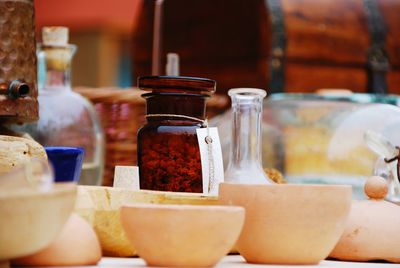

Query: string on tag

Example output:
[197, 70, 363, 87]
[203, 119, 215, 193]
[146, 114, 215, 193]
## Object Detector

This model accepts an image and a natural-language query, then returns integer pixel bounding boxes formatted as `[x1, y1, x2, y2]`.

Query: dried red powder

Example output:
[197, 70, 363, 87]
[138, 129, 203, 193]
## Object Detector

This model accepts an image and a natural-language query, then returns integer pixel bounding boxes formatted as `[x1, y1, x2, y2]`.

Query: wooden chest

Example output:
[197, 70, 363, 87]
[132, 0, 400, 95]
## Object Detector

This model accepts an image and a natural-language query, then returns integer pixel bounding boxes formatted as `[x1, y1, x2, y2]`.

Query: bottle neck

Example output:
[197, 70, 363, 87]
[37, 44, 76, 92]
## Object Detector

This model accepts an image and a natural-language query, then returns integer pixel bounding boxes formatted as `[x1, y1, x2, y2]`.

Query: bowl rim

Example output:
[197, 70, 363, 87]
[121, 203, 244, 213]
[219, 182, 352, 190]
[80, 185, 219, 199]
[44, 146, 85, 153]
[0, 183, 77, 199]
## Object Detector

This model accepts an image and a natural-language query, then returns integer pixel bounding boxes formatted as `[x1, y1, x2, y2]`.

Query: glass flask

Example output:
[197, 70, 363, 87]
[224, 88, 273, 184]
[137, 76, 216, 193]
[23, 27, 104, 185]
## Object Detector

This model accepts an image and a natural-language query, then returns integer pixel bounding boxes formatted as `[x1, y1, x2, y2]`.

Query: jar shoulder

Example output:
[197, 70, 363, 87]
[138, 121, 202, 135]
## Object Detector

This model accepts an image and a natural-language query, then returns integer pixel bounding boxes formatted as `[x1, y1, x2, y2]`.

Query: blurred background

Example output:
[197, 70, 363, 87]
[35, 0, 141, 88]
[35, 0, 400, 95]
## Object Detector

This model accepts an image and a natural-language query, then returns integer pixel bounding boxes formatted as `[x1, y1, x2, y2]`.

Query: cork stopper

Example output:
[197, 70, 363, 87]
[42, 27, 69, 46]
[364, 176, 388, 200]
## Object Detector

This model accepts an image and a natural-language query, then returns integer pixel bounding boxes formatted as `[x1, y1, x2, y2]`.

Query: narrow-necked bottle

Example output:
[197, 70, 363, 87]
[224, 88, 273, 184]
[29, 27, 104, 185]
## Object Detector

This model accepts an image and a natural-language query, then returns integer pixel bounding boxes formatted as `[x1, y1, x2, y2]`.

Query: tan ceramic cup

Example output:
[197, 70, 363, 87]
[121, 204, 245, 267]
[219, 183, 352, 265]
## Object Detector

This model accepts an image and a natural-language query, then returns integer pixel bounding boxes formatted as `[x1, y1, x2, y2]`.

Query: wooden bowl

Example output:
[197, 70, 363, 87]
[120, 204, 244, 267]
[219, 183, 352, 265]
[0, 183, 77, 262]
[74, 186, 219, 257]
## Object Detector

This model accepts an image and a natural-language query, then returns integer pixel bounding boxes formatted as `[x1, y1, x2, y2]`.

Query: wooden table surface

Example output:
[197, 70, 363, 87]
[94, 255, 398, 268]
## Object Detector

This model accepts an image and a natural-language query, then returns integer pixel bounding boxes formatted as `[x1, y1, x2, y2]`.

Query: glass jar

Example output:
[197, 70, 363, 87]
[137, 76, 216, 193]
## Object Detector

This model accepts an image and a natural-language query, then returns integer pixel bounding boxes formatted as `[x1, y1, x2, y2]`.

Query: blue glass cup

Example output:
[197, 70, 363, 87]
[45, 147, 85, 183]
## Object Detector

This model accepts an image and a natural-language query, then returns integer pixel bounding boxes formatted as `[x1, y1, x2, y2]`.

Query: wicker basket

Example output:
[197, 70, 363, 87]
[75, 87, 229, 186]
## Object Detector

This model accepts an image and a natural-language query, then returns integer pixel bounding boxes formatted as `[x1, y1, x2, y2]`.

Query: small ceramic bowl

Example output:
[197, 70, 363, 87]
[45, 147, 84, 183]
[120, 203, 245, 267]
[219, 183, 352, 265]
[0, 183, 77, 263]
[75, 186, 219, 257]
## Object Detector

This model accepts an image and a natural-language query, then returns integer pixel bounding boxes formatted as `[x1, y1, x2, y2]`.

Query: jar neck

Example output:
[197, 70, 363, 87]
[145, 117, 203, 127]
[37, 44, 76, 92]
[144, 93, 208, 121]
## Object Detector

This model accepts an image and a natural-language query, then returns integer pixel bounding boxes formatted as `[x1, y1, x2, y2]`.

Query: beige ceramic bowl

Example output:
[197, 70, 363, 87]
[219, 183, 352, 265]
[121, 204, 244, 267]
[75, 186, 219, 257]
[0, 183, 77, 263]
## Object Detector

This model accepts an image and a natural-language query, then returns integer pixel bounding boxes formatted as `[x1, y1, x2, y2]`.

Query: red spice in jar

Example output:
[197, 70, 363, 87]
[139, 126, 203, 192]
[137, 76, 216, 193]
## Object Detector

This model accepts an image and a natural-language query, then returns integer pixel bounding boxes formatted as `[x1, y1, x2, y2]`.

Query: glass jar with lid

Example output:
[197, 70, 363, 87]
[137, 76, 216, 193]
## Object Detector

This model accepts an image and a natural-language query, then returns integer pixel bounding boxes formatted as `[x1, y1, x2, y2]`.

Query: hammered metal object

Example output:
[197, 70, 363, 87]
[0, 0, 38, 123]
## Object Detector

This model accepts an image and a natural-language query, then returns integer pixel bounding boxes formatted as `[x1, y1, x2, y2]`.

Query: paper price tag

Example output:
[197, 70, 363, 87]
[196, 127, 224, 195]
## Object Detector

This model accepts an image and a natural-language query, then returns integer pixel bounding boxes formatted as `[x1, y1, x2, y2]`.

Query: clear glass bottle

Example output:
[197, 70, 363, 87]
[224, 88, 273, 184]
[30, 27, 104, 185]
